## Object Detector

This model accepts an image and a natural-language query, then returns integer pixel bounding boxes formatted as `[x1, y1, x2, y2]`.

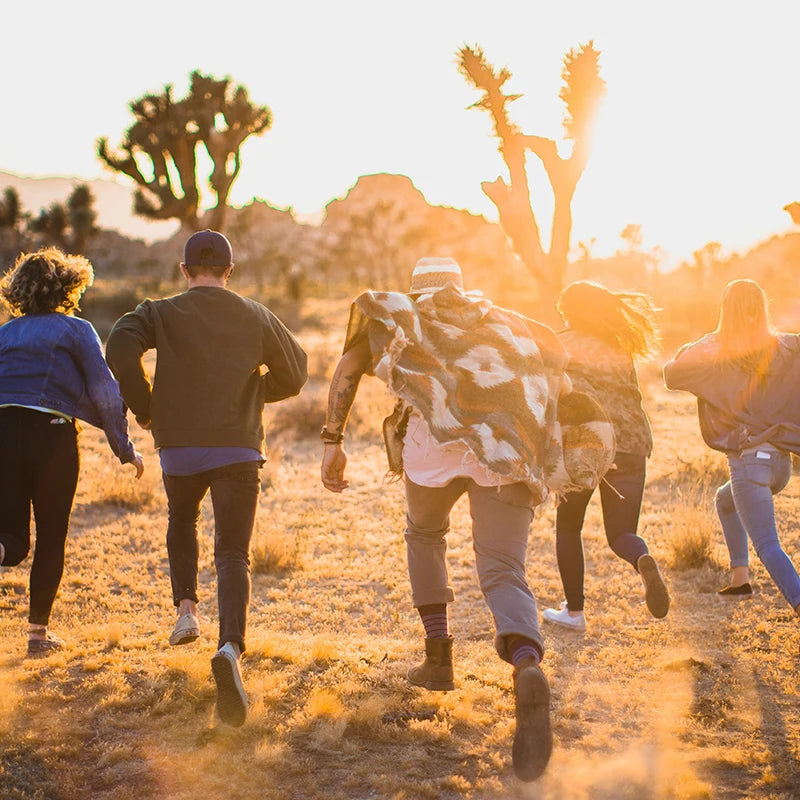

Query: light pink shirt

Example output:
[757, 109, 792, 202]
[402, 412, 513, 487]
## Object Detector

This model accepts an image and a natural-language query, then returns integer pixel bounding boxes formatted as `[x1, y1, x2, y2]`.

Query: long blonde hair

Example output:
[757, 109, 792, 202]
[716, 279, 777, 370]
[557, 280, 660, 359]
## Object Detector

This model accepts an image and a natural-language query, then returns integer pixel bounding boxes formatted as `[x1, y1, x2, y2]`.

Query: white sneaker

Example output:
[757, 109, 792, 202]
[542, 602, 586, 631]
[168, 612, 200, 646]
[211, 643, 248, 727]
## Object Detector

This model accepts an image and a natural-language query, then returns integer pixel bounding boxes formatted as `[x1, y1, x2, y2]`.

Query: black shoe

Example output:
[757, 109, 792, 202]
[27, 633, 65, 657]
[717, 582, 753, 596]
[512, 658, 553, 782]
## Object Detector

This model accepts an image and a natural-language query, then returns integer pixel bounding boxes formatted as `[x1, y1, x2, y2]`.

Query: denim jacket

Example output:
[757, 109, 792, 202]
[0, 313, 136, 463]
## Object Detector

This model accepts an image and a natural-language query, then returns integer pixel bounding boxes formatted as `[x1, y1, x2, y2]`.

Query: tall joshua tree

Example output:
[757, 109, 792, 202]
[98, 71, 271, 233]
[458, 42, 605, 316]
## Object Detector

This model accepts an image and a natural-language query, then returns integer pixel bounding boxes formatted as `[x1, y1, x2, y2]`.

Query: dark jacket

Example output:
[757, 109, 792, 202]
[0, 313, 136, 463]
[663, 332, 800, 454]
[106, 286, 307, 450]
[559, 329, 653, 457]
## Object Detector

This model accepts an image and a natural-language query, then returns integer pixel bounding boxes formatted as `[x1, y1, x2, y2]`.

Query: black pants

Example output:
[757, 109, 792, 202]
[554, 452, 649, 612]
[162, 461, 260, 652]
[0, 406, 79, 626]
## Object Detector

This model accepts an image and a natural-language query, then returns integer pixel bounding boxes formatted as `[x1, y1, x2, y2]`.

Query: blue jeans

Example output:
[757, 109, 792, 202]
[716, 446, 800, 610]
[162, 461, 260, 652]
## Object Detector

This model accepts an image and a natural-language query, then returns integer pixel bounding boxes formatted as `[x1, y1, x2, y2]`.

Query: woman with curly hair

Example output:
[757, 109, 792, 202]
[0, 248, 143, 655]
[665, 279, 800, 613]
[542, 280, 670, 632]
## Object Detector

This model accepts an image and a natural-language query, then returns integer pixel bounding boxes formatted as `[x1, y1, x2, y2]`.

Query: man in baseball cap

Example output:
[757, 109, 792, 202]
[107, 229, 307, 727]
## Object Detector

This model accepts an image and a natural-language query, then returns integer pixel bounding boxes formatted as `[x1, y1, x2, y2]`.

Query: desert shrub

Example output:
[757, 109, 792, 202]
[663, 451, 728, 570]
[665, 498, 721, 570]
[250, 520, 303, 575]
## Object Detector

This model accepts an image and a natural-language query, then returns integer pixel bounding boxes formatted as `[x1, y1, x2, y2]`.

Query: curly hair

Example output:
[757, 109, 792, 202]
[0, 248, 94, 316]
[557, 280, 661, 360]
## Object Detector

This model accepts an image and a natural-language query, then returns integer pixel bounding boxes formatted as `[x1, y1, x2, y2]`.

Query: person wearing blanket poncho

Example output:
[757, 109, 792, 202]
[320, 257, 614, 783]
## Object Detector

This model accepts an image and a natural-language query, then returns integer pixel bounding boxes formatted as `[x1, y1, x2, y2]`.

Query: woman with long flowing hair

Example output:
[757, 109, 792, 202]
[542, 280, 670, 632]
[664, 279, 800, 613]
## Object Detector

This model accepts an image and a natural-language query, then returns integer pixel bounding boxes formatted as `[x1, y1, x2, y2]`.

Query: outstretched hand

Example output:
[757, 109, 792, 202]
[130, 452, 145, 480]
[321, 444, 349, 493]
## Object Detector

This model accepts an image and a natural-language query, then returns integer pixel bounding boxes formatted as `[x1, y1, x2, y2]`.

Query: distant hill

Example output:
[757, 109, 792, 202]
[0, 169, 178, 243]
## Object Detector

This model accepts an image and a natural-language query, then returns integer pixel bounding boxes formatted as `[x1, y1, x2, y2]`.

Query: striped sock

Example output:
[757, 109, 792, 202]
[417, 604, 449, 638]
[507, 635, 542, 668]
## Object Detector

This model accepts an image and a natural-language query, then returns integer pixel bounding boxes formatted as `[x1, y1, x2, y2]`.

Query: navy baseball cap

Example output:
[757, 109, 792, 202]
[183, 230, 233, 267]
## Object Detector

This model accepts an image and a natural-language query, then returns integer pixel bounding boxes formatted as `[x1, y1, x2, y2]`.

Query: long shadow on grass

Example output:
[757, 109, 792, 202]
[752, 666, 800, 791]
[6, 656, 167, 800]
[0, 745, 66, 800]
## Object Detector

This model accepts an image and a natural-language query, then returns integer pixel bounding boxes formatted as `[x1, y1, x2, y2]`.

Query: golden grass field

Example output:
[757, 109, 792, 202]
[1, 300, 799, 800]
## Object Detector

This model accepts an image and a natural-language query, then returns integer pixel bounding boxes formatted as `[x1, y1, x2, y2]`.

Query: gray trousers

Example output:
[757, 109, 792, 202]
[404, 476, 544, 662]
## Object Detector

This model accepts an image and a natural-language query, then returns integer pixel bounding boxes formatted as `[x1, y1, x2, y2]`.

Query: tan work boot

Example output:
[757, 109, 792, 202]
[407, 636, 455, 691]
[512, 656, 552, 782]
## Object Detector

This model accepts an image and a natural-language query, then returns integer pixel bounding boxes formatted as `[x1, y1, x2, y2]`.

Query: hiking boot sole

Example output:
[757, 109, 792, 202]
[406, 669, 455, 692]
[512, 664, 553, 782]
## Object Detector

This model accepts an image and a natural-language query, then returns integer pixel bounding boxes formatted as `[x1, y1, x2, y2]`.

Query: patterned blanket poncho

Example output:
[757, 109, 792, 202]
[345, 285, 615, 504]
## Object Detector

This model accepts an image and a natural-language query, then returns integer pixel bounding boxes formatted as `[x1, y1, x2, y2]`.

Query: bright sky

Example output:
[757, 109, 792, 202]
[2, 0, 799, 267]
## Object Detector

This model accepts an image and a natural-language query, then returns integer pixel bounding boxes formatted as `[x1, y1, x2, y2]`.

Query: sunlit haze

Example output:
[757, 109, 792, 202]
[2, 0, 798, 267]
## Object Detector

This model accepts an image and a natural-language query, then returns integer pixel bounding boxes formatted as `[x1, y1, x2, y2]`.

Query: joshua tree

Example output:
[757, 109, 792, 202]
[67, 184, 98, 253]
[28, 202, 68, 249]
[458, 42, 605, 316]
[26, 184, 98, 254]
[0, 187, 22, 230]
[97, 71, 271, 233]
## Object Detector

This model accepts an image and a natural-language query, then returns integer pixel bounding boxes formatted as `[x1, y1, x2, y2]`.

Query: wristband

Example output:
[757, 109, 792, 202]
[320, 425, 344, 444]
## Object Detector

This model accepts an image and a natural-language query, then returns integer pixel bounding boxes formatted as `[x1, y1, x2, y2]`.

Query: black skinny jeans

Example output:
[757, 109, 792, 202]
[0, 406, 79, 626]
[162, 461, 260, 652]
[554, 452, 649, 612]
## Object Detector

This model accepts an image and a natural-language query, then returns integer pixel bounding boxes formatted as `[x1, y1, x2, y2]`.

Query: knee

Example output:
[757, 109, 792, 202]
[753, 538, 783, 562]
[0, 539, 29, 566]
[479, 562, 526, 594]
[404, 522, 449, 544]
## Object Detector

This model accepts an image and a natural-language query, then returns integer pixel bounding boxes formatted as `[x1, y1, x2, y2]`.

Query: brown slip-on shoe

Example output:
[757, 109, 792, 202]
[512, 657, 553, 782]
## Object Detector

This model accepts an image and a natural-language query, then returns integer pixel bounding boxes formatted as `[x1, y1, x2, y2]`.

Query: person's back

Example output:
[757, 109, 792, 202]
[106, 230, 307, 728]
[109, 286, 306, 448]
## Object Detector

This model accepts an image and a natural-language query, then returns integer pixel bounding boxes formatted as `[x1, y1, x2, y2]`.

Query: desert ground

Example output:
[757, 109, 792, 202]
[1, 302, 798, 800]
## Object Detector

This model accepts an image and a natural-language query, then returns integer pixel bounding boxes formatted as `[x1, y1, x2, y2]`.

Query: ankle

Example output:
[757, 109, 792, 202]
[29, 624, 47, 640]
[177, 600, 198, 617]
[730, 566, 750, 587]
[220, 641, 241, 659]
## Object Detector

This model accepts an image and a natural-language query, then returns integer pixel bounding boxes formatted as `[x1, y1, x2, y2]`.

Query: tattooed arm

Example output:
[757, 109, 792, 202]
[321, 335, 373, 493]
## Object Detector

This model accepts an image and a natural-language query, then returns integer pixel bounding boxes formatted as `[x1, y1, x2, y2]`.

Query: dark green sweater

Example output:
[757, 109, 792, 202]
[106, 286, 307, 449]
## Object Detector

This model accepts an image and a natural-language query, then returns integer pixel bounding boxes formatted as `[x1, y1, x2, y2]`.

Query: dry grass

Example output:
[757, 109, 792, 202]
[1, 315, 799, 800]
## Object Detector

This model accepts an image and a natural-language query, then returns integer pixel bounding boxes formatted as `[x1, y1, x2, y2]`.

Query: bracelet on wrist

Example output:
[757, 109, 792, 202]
[320, 425, 344, 444]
